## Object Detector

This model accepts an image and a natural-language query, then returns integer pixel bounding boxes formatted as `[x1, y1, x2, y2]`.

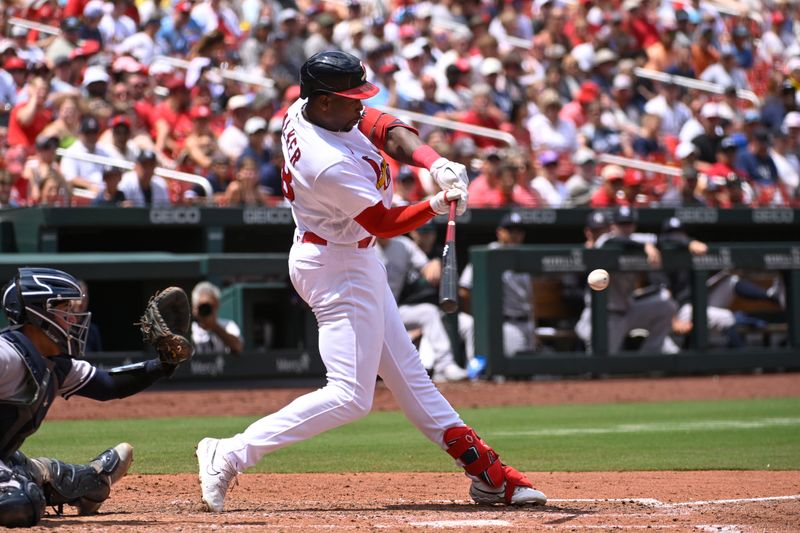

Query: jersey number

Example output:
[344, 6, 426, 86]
[281, 165, 295, 201]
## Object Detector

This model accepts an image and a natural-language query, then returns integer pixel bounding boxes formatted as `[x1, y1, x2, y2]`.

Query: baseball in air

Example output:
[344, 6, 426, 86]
[588, 269, 610, 291]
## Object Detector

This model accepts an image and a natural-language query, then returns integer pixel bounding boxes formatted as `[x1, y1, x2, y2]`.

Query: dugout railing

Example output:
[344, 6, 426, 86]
[470, 243, 800, 378]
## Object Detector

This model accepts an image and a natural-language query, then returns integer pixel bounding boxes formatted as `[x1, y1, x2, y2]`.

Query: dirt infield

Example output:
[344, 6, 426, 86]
[40, 373, 800, 532]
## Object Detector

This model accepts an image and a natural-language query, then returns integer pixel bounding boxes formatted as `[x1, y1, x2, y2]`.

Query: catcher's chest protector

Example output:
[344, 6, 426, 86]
[0, 330, 60, 461]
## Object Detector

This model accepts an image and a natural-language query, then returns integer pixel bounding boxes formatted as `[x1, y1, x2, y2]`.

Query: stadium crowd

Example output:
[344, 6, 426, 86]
[0, 0, 798, 209]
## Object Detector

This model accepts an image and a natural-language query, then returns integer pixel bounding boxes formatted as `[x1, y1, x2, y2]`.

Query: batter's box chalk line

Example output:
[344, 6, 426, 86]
[551, 494, 800, 509]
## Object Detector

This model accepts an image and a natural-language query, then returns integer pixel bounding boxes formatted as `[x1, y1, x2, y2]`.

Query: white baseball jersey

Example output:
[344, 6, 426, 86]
[281, 98, 393, 243]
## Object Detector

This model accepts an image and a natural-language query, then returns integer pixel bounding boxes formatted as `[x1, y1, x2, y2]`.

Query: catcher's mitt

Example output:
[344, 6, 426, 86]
[136, 286, 194, 366]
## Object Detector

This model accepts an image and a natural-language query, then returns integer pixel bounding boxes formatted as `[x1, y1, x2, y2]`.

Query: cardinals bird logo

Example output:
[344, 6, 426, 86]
[363, 156, 391, 191]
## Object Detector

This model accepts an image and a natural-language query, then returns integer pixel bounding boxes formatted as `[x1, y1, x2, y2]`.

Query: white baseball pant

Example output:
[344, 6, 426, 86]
[218, 242, 464, 471]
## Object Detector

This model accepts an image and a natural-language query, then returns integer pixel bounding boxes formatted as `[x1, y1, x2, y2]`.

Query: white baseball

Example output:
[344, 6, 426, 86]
[588, 269, 610, 291]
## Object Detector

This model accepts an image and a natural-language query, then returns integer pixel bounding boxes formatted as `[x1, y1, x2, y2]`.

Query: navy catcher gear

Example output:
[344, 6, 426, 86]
[2, 268, 91, 358]
[300, 50, 378, 100]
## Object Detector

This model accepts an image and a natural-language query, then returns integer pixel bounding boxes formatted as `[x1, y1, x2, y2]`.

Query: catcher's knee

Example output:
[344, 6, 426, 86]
[444, 426, 505, 487]
[0, 466, 45, 527]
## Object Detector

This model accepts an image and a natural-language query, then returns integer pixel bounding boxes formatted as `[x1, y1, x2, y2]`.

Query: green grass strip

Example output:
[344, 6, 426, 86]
[22, 397, 800, 473]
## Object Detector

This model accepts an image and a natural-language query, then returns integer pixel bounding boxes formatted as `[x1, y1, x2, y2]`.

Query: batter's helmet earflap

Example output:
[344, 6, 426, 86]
[299, 50, 379, 100]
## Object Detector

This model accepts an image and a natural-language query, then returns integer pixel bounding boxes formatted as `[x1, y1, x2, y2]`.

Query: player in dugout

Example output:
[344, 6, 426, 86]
[0, 267, 192, 527]
[196, 50, 547, 512]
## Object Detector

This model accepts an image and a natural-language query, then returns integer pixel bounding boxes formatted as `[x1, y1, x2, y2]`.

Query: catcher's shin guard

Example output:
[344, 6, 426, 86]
[0, 466, 45, 527]
[32, 443, 133, 515]
[444, 426, 544, 505]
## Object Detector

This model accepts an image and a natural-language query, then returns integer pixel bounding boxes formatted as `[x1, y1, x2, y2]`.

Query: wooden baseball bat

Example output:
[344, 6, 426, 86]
[439, 200, 459, 314]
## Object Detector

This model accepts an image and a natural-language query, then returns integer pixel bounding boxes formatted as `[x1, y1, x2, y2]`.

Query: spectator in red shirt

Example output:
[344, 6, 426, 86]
[590, 164, 627, 207]
[7, 77, 53, 149]
[152, 76, 192, 163]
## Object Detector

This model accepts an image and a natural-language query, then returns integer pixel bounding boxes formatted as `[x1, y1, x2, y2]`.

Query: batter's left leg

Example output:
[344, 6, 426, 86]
[376, 286, 546, 506]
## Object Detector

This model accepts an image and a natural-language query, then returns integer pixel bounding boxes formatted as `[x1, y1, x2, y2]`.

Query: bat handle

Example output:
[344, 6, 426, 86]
[445, 200, 457, 242]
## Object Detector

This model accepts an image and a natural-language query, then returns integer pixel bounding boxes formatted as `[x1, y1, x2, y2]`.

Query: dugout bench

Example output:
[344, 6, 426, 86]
[470, 243, 800, 378]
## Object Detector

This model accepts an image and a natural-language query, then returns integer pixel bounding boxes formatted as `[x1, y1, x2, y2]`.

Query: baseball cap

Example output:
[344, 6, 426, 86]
[83, 0, 104, 18]
[300, 50, 379, 100]
[719, 136, 738, 151]
[700, 102, 719, 119]
[82, 65, 110, 87]
[35, 135, 60, 150]
[612, 74, 632, 91]
[754, 128, 772, 143]
[80, 115, 101, 134]
[586, 211, 609, 230]
[102, 165, 122, 178]
[601, 164, 625, 181]
[190, 105, 212, 119]
[661, 216, 684, 233]
[480, 57, 503, 77]
[61, 17, 81, 32]
[3, 57, 25, 71]
[278, 8, 298, 23]
[227, 94, 251, 111]
[539, 150, 559, 166]
[401, 43, 425, 60]
[175, 1, 192, 14]
[498, 212, 525, 229]
[782, 111, 800, 129]
[244, 116, 268, 135]
[573, 147, 596, 166]
[10, 25, 28, 38]
[613, 205, 636, 224]
[137, 149, 157, 163]
[538, 89, 561, 109]
[593, 48, 617, 66]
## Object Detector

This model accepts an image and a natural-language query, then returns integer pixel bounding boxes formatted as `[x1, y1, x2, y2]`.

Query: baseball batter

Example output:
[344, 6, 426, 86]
[197, 51, 547, 511]
[0, 268, 191, 527]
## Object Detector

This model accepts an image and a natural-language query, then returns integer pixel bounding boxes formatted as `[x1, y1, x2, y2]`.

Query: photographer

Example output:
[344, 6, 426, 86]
[191, 282, 244, 355]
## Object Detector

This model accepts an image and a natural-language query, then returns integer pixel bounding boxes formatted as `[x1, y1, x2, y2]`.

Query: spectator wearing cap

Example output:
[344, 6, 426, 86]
[438, 61, 473, 111]
[480, 57, 513, 117]
[91, 165, 127, 206]
[460, 212, 537, 357]
[735, 128, 779, 188]
[1, 57, 27, 104]
[699, 45, 750, 91]
[394, 42, 433, 104]
[561, 81, 600, 129]
[99, 0, 137, 48]
[78, 0, 105, 44]
[705, 136, 749, 198]
[98, 114, 141, 163]
[157, 1, 204, 57]
[276, 9, 306, 73]
[45, 17, 82, 65]
[304, 12, 339, 58]
[119, 150, 171, 206]
[528, 89, 578, 155]
[565, 147, 598, 207]
[643, 82, 692, 139]
[82, 65, 114, 122]
[24, 135, 68, 205]
[240, 116, 281, 197]
[181, 105, 219, 171]
[761, 79, 798, 134]
[660, 166, 705, 207]
[218, 94, 252, 161]
[689, 102, 725, 165]
[730, 24, 754, 69]
[6, 77, 53, 149]
[590, 164, 626, 207]
[583, 210, 610, 249]
[531, 150, 569, 207]
[9, 24, 45, 66]
[60, 115, 112, 193]
[152, 76, 192, 163]
[116, 14, 161, 65]
[49, 55, 79, 96]
[575, 205, 678, 356]
[591, 49, 618, 94]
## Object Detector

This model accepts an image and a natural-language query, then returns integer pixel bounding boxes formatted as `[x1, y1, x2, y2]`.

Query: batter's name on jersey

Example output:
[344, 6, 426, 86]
[362, 156, 391, 191]
[282, 118, 301, 166]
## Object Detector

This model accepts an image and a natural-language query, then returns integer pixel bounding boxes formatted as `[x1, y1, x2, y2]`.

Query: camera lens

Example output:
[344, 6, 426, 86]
[198, 303, 213, 317]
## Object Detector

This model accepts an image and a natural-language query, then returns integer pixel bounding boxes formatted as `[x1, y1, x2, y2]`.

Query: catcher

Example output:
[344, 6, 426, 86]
[0, 267, 193, 527]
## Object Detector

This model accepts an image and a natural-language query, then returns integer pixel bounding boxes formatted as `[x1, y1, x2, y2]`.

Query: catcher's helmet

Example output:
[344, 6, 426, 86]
[300, 50, 379, 100]
[2, 267, 91, 357]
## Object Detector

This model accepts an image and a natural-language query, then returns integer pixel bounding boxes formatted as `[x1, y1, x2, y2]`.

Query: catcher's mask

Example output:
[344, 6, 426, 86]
[2, 267, 91, 357]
